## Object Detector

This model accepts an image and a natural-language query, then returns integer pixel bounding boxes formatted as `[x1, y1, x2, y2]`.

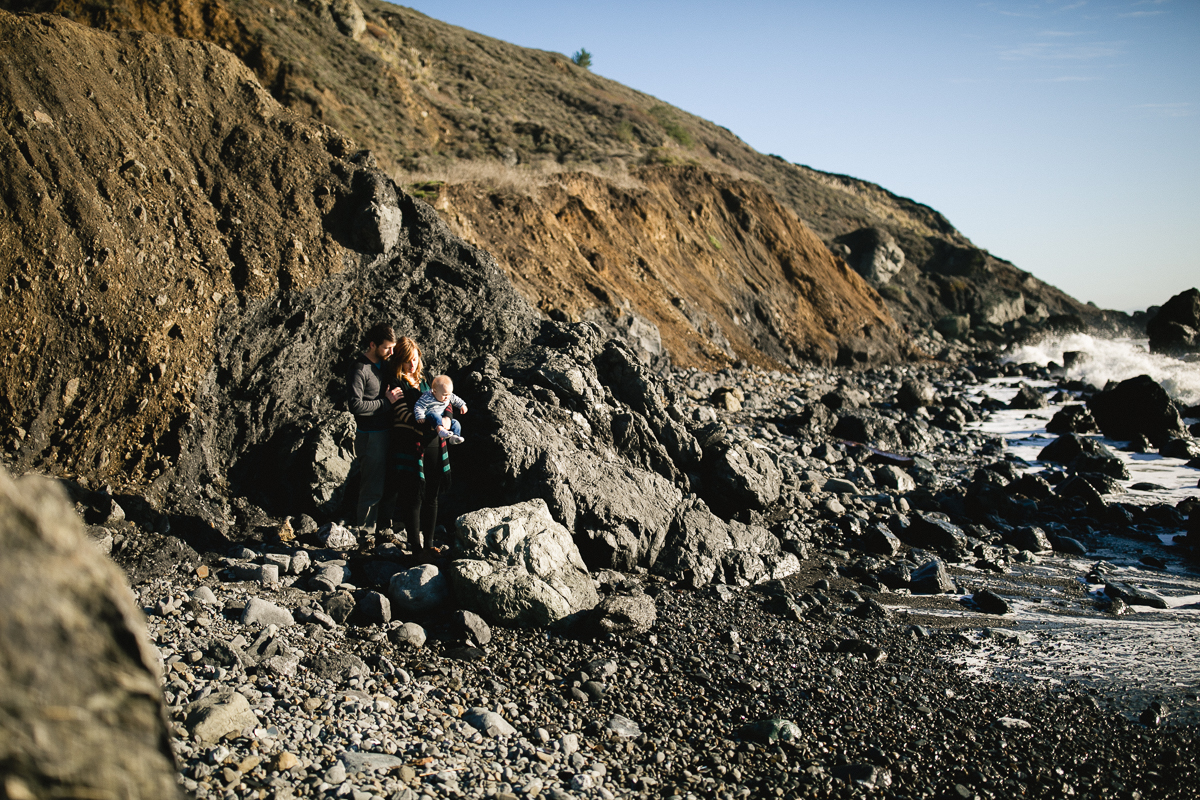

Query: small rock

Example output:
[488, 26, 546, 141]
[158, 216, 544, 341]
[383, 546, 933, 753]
[972, 589, 1011, 615]
[739, 718, 801, 744]
[605, 714, 641, 738]
[241, 597, 294, 628]
[317, 522, 357, 550]
[994, 717, 1033, 730]
[192, 586, 219, 605]
[389, 621, 426, 648]
[450, 609, 491, 644]
[463, 707, 517, 737]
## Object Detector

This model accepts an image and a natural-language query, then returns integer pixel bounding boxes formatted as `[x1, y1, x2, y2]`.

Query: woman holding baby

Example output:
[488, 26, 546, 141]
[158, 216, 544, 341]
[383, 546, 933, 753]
[384, 336, 461, 557]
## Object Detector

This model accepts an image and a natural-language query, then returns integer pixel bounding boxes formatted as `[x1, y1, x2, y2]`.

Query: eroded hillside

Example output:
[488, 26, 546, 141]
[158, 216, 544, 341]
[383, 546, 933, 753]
[4, 0, 924, 370]
[0, 10, 539, 493]
[433, 167, 902, 368]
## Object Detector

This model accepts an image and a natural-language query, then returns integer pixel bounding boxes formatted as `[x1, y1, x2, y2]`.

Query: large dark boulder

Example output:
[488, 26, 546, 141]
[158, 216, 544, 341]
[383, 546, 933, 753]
[1086, 375, 1186, 445]
[0, 468, 181, 800]
[895, 378, 937, 411]
[1039, 432, 1121, 465]
[901, 512, 968, 554]
[1147, 288, 1200, 355]
[1009, 383, 1047, 410]
[1045, 404, 1098, 435]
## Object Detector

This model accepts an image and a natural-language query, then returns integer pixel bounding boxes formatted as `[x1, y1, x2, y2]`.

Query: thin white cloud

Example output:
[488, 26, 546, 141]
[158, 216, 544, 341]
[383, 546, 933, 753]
[999, 40, 1123, 60]
[1135, 102, 1194, 117]
[1119, 9, 1166, 16]
[1059, 1, 1087, 10]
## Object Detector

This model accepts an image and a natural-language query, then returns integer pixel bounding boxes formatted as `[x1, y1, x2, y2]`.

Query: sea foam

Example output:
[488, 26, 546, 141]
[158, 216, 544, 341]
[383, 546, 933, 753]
[1005, 334, 1200, 407]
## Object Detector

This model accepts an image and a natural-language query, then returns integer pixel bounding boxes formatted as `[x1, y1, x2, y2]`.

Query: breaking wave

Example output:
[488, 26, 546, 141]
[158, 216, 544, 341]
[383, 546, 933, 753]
[1004, 334, 1200, 407]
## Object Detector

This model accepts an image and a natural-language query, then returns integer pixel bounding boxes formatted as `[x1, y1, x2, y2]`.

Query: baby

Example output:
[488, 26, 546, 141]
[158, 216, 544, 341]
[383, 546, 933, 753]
[413, 374, 467, 444]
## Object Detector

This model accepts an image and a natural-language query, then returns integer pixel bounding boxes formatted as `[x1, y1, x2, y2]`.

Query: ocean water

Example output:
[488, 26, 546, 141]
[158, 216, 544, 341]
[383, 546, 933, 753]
[1006, 334, 1200, 407]
[968, 378, 1200, 507]
[945, 337, 1200, 723]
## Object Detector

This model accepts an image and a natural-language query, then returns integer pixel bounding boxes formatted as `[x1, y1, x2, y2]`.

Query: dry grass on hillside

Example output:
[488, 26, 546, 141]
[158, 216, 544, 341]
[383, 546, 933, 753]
[394, 159, 646, 198]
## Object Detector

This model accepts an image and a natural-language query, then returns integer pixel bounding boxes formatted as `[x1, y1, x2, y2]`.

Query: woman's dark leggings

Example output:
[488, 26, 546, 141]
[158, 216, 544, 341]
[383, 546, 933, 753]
[399, 439, 449, 550]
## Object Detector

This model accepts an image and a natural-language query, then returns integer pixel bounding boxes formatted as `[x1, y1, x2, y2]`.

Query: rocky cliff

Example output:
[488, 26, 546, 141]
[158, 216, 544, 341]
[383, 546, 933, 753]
[0, 10, 539, 502]
[3, 0, 1124, 368]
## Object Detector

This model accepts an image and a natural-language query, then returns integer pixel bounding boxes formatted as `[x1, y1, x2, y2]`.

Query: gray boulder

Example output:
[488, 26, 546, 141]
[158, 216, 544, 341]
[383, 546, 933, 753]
[359, 591, 391, 624]
[873, 465, 916, 492]
[389, 564, 450, 615]
[910, 558, 956, 594]
[653, 499, 799, 588]
[703, 439, 782, 514]
[317, 522, 358, 550]
[389, 622, 427, 648]
[0, 469, 182, 800]
[242, 597, 295, 628]
[185, 689, 257, 744]
[305, 651, 369, 683]
[447, 499, 599, 628]
[590, 593, 657, 636]
[463, 708, 517, 738]
[571, 459, 683, 571]
[461, 358, 681, 572]
[449, 609, 492, 645]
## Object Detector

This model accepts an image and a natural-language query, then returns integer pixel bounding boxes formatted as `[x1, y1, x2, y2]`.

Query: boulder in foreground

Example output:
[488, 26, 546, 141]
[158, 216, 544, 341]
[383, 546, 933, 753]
[448, 499, 599, 628]
[0, 467, 181, 800]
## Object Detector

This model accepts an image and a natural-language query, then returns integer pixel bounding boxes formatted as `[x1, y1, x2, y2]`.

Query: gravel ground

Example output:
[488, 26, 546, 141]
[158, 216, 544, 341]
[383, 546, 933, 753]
[104, 356, 1200, 799]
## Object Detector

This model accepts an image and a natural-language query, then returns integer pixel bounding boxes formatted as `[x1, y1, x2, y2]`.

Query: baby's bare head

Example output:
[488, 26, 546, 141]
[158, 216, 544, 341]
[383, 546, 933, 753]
[431, 374, 453, 401]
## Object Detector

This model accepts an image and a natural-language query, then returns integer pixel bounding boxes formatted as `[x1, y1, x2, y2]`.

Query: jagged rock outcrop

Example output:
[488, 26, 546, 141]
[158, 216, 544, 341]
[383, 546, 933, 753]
[833, 227, 905, 286]
[0, 12, 541, 522]
[0, 466, 181, 800]
[1147, 288, 1200, 355]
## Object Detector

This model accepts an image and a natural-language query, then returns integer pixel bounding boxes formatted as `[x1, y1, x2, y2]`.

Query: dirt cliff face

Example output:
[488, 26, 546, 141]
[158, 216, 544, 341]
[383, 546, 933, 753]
[1, 10, 542, 502]
[433, 167, 904, 368]
[4, 0, 924, 367]
[9, 0, 1104, 339]
[0, 10, 361, 482]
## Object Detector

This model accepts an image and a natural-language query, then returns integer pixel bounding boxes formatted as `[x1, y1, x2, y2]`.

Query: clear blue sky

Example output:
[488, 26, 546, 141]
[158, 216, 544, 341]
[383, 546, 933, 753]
[399, 1, 1198, 313]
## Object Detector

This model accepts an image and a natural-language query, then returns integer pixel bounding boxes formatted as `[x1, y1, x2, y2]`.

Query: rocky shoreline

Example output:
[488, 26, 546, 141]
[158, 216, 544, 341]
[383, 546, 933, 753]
[31, 351, 1198, 800]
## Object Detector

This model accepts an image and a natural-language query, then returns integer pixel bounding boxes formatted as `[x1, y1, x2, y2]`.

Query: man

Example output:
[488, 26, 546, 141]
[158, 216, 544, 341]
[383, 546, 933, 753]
[347, 322, 402, 535]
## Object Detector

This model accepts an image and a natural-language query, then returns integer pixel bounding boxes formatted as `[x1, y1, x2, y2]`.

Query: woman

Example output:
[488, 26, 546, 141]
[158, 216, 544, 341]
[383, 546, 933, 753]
[385, 336, 452, 556]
